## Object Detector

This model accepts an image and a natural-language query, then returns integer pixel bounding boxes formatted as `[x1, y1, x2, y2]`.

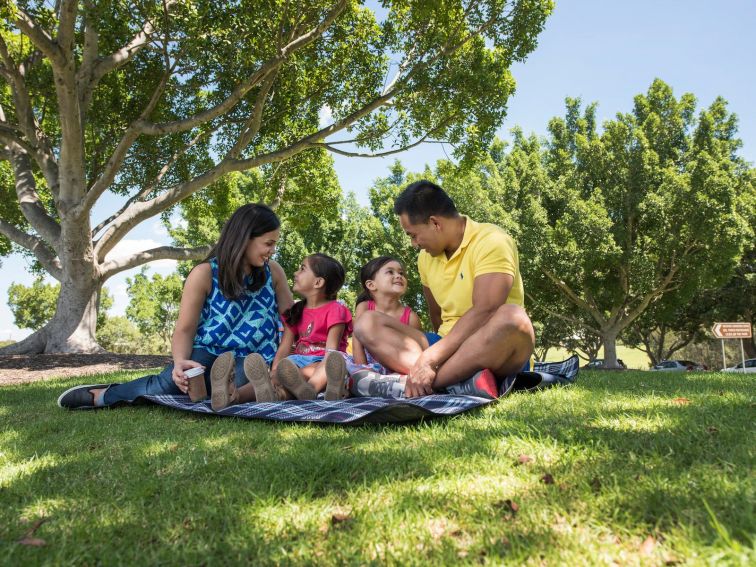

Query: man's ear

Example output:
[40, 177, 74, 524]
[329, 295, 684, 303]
[428, 215, 442, 231]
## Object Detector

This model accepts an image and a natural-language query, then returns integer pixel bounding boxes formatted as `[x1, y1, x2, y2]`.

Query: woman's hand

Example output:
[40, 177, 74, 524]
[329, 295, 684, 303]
[172, 360, 204, 393]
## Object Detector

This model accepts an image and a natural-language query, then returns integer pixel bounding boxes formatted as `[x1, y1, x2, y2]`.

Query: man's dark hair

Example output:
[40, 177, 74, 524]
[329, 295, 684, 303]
[393, 180, 458, 224]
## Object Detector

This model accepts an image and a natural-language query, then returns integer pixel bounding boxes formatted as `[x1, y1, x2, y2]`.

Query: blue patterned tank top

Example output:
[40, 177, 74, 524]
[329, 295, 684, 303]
[193, 258, 280, 362]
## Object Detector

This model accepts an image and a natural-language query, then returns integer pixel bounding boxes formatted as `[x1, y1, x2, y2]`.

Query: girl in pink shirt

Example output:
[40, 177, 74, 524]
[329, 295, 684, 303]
[246, 253, 352, 401]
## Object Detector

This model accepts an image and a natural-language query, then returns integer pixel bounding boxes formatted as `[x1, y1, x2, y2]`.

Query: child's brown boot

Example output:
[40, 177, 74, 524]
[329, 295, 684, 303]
[210, 351, 238, 411]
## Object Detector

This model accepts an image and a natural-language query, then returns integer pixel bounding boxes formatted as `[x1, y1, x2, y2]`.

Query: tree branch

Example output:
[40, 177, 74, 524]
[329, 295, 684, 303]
[92, 127, 212, 241]
[11, 6, 65, 68]
[0, 36, 59, 192]
[541, 266, 606, 325]
[57, 0, 78, 56]
[139, 0, 348, 137]
[227, 68, 280, 159]
[100, 245, 211, 280]
[0, 219, 62, 279]
[9, 148, 61, 246]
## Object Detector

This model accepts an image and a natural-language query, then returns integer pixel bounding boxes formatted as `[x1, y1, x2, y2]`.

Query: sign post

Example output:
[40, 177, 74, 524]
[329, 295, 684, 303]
[711, 322, 752, 373]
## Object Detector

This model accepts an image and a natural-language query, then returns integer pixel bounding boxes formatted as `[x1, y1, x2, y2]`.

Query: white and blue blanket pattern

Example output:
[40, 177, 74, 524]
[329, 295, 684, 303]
[140, 355, 579, 425]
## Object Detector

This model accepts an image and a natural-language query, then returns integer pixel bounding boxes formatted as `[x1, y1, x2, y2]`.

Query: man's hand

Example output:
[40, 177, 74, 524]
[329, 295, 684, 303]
[405, 356, 438, 397]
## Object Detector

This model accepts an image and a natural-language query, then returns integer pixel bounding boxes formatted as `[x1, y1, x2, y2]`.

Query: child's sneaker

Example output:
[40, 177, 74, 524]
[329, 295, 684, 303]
[350, 369, 406, 399]
[210, 351, 238, 411]
[276, 358, 317, 400]
[445, 369, 498, 399]
[244, 353, 277, 402]
[324, 351, 347, 401]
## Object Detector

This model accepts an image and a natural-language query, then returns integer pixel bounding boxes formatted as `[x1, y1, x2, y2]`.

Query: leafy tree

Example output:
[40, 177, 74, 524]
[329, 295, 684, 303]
[8, 277, 111, 330]
[0, 0, 552, 353]
[705, 246, 756, 357]
[624, 287, 719, 366]
[527, 81, 754, 367]
[7, 277, 60, 330]
[96, 315, 142, 354]
[125, 268, 183, 350]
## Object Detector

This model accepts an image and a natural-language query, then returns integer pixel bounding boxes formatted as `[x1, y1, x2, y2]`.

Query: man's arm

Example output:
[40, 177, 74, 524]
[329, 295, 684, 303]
[404, 273, 513, 397]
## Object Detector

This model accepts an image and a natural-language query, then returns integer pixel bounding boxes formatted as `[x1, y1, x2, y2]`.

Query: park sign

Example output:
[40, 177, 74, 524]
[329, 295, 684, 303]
[711, 322, 752, 339]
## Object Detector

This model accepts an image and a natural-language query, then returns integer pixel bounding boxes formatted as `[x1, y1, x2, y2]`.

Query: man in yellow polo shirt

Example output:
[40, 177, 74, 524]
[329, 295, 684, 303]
[354, 180, 535, 398]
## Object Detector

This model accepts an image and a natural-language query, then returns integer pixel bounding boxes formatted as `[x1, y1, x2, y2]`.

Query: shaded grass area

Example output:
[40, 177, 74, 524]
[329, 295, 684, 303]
[1, 370, 754, 565]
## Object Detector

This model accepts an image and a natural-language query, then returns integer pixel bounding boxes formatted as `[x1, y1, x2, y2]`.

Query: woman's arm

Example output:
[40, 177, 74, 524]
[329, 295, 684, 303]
[269, 260, 294, 315]
[351, 302, 369, 365]
[170, 263, 211, 392]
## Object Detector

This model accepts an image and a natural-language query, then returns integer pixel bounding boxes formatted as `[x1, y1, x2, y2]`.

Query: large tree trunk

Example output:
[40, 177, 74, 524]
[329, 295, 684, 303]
[602, 329, 621, 369]
[44, 277, 104, 353]
[0, 272, 103, 354]
[0, 212, 105, 354]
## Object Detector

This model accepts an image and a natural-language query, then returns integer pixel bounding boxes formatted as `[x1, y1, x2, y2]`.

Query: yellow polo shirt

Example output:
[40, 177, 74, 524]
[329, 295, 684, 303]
[418, 217, 524, 336]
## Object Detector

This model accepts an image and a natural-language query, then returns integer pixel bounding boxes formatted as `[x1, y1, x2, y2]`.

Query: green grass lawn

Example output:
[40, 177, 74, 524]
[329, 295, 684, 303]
[1, 369, 753, 565]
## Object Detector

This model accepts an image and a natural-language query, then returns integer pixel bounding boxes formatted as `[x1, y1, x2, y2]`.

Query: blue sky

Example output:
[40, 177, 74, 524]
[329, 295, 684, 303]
[1, 0, 754, 340]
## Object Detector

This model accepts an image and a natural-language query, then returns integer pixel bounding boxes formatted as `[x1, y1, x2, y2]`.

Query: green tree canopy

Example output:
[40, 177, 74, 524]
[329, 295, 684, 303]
[8, 277, 112, 330]
[125, 268, 183, 349]
[0, 0, 552, 353]
[523, 80, 755, 366]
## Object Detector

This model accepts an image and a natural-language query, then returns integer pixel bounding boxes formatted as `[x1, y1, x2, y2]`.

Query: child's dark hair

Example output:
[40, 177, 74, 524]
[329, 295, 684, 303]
[393, 179, 458, 224]
[356, 256, 403, 306]
[284, 253, 346, 327]
[205, 203, 280, 299]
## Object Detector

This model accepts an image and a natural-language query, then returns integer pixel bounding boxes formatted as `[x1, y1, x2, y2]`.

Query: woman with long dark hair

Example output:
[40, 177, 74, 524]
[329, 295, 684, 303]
[58, 203, 294, 410]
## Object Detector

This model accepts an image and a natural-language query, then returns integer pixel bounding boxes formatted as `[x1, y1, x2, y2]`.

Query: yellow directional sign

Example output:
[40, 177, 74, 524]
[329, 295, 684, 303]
[711, 322, 752, 339]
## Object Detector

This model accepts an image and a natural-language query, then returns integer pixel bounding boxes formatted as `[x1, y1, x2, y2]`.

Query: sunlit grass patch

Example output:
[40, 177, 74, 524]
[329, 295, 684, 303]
[0, 369, 753, 564]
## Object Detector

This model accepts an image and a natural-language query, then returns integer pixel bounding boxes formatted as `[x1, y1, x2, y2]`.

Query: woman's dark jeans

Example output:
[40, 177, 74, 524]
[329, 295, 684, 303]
[102, 348, 251, 405]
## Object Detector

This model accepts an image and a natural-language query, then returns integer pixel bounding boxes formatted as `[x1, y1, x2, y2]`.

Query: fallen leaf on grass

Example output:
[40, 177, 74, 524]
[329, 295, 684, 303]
[541, 473, 555, 485]
[672, 397, 690, 405]
[494, 498, 520, 521]
[427, 518, 462, 542]
[517, 454, 533, 464]
[18, 537, 46, 547]
[331, 508, 352, 525]
[639, 535, 656, 555]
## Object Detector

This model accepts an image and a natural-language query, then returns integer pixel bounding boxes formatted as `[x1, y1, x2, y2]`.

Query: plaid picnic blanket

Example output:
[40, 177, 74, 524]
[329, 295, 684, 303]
[138, 355, 579, 425]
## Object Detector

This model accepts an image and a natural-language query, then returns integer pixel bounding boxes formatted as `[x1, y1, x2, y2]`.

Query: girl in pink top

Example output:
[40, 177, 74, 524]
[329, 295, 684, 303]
[344, 257, 421, 397]
[352, 256, 422, 369]
[246, 253, 353, 402]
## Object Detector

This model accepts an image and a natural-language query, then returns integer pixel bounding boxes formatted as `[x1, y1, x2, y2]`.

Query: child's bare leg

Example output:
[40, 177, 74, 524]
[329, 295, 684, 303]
[276, 358, 316, 400]
[301, 363, 326, 394]
[235, 382, 257, 403]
